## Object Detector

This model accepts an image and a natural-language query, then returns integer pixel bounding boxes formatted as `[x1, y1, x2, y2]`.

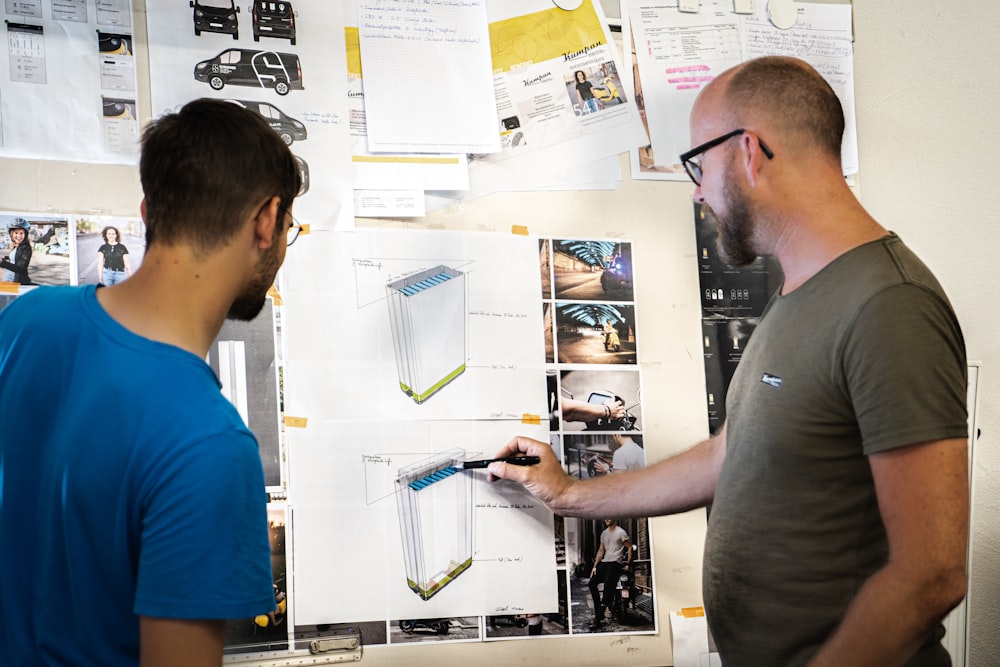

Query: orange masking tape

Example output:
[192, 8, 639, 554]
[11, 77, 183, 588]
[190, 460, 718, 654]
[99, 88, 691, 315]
[283, 416, 308, 428]
[511, 225, 529, 236]
[521, 414, 541, 424]
[680, 607, 705, 618]
[0, 282, 19, 294]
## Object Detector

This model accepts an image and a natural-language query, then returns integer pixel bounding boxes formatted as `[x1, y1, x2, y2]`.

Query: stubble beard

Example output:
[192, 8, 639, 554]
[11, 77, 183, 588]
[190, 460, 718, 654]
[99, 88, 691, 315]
[227, 242, 281, 322]
[704, 177, 760, 268]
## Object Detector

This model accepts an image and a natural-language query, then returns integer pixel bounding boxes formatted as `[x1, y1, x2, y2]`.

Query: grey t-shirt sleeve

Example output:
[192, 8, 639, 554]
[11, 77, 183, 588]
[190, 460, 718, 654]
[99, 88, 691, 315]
[842, 283, 968, 455]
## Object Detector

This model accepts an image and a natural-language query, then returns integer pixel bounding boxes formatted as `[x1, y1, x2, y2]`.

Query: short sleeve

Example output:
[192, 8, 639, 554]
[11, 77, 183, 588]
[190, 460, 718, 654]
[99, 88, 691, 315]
[134, 431, 274, 619]
[843, 284, 968, 455]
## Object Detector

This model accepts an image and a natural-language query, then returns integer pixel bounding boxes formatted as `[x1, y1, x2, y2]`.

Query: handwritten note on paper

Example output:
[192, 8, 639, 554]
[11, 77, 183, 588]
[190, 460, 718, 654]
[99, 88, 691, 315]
[627, 0, 856, 178]
[741, 2, 858, 174]
[358, 0, 500, 154]
[627, 1, 743, 177]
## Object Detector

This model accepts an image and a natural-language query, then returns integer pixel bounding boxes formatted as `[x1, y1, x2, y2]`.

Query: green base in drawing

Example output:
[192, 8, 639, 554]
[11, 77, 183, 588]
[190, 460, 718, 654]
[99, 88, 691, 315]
[399, 364, 466, 404]
[406, 557, 473, 601]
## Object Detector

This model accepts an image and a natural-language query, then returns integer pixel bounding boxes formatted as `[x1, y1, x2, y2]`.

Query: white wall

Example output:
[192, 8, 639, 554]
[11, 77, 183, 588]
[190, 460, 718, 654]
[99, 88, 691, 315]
[852, 2, 1000, 663]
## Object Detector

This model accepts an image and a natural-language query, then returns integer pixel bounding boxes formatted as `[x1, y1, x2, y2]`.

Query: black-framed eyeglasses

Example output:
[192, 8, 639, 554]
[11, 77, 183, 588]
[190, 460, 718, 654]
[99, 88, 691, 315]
[286, 217, 303, 247]
[679, 128, 774, 186]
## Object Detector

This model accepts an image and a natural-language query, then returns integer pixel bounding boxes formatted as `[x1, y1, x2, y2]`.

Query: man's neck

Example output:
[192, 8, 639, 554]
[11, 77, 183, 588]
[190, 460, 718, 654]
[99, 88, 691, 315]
[95, 243, 243, 357]
[771, 187, 887, 295]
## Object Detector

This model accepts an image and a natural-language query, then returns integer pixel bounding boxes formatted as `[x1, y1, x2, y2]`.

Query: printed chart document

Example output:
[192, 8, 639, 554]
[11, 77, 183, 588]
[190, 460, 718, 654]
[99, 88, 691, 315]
[626, 0, 857, 180]
[358, 0, 499, 154]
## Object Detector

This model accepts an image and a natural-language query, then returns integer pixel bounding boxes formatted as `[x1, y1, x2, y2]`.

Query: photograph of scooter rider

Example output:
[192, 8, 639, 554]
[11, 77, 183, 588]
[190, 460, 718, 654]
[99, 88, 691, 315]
[555, 303, 636, 365]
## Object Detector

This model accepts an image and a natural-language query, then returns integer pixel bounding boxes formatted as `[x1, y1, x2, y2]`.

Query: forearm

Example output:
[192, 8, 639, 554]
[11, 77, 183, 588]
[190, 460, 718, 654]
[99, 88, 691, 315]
[140, 617, 225, 667]
[808, 560, 965, 667]
[490, 431, 724, 520]
[1, 256, 27, 277]
[553, 435, 723, 519]
[562, 402, 606, 422]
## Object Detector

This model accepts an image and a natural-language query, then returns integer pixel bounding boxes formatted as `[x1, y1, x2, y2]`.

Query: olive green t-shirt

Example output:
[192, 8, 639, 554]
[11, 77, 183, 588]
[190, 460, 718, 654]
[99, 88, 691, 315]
[704, 234, 967, 666]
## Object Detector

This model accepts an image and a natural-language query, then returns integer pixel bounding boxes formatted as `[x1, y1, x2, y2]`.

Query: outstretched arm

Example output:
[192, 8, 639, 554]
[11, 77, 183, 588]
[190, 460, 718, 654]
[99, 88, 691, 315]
[561, 397, 625, 423]
[488, 425, 727, 519]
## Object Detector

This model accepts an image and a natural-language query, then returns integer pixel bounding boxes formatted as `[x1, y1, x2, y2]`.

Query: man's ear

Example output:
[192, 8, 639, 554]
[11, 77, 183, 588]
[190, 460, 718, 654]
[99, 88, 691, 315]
[741, 133, 767, 188]
[253, 196, 282, 249]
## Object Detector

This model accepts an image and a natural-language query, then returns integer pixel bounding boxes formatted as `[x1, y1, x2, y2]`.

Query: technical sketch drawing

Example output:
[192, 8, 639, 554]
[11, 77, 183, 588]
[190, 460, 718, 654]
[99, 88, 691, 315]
[395, 448, 473, 601]
[386, 265, 467, 404]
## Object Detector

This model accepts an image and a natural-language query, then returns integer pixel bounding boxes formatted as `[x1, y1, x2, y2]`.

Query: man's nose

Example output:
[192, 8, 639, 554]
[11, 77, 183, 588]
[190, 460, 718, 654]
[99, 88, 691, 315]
[693, 183, 705, 204]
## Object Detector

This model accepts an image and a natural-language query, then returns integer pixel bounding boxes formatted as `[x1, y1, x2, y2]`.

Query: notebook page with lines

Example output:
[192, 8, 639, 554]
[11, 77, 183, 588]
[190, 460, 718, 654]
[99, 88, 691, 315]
[357, 0, 500, 153]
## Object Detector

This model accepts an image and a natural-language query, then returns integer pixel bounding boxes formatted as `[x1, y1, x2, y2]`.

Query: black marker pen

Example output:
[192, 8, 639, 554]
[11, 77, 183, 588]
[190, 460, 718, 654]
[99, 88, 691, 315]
[461, 456, 540, 469]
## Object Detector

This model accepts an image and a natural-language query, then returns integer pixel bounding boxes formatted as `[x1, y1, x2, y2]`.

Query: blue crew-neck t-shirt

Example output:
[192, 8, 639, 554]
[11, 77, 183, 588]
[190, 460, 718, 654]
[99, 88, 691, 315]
[0, 285, 274, 666]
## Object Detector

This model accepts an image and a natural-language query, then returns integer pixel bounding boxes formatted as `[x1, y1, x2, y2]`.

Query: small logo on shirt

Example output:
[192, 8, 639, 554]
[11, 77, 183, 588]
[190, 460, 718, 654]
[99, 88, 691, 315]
[760, 373, 782, 388]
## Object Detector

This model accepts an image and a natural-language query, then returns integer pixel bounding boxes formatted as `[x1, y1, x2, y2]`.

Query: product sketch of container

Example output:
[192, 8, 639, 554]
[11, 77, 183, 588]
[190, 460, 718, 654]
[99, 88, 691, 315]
[395, 448, 473, 600]
[386, 265, 467, 404]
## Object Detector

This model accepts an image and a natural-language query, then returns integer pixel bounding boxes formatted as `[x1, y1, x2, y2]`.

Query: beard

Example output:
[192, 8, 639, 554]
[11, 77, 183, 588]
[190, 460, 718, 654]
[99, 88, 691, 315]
[704, 176, 760, 267]
[227, 242, 281, 321]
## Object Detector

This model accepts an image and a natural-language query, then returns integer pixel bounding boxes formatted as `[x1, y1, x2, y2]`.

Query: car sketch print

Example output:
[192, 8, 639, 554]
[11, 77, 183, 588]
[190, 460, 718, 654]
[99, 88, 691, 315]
[193, 48, 303, 95]
[190, 0, 240, 40]
[252, 0, 297, 45]
[225, 99, 306, 145]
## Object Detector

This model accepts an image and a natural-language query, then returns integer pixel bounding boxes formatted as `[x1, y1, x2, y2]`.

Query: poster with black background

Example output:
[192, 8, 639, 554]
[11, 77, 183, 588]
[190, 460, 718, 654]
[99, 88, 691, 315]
[694, 203, 783, 431]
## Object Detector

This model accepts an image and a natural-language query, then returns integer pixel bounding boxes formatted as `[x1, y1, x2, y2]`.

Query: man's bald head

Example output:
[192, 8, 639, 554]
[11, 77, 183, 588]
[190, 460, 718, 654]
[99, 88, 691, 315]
[704, 56, 844, 159]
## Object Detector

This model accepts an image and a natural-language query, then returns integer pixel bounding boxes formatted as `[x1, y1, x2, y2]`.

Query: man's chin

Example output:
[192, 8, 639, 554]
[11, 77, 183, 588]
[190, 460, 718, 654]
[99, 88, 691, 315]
[227, 296, 266, 322]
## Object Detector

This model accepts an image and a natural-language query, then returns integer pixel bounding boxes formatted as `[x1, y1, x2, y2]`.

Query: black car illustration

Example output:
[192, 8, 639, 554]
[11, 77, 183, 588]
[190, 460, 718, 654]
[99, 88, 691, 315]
[191, 0, 240, 40]
[193, 48, 303, 95]
[225, 99, 306, 145]
[251, 0, 296, 45]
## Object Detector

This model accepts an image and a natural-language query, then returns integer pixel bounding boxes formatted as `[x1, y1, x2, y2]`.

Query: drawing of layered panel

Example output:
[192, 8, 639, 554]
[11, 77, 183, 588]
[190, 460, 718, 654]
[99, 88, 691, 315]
[386, 265, 467, 404]
[395, 448, 473, 601]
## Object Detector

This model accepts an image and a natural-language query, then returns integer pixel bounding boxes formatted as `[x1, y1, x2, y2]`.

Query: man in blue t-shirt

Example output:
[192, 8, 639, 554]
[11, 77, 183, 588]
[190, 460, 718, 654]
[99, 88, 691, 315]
[0, 98, 303, 666]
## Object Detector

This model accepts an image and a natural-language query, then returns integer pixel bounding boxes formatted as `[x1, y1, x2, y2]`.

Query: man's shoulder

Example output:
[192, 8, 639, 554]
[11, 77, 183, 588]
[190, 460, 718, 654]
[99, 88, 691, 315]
[839, 234, 945, 293]
[1, 285, 89, 327]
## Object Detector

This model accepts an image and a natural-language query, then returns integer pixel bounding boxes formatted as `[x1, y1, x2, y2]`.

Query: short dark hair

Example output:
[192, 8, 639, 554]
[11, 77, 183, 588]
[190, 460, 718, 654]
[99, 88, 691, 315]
[139, 98, 301, 250]
[724, 56, 844, 157]
[100, 226, 121, 243]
